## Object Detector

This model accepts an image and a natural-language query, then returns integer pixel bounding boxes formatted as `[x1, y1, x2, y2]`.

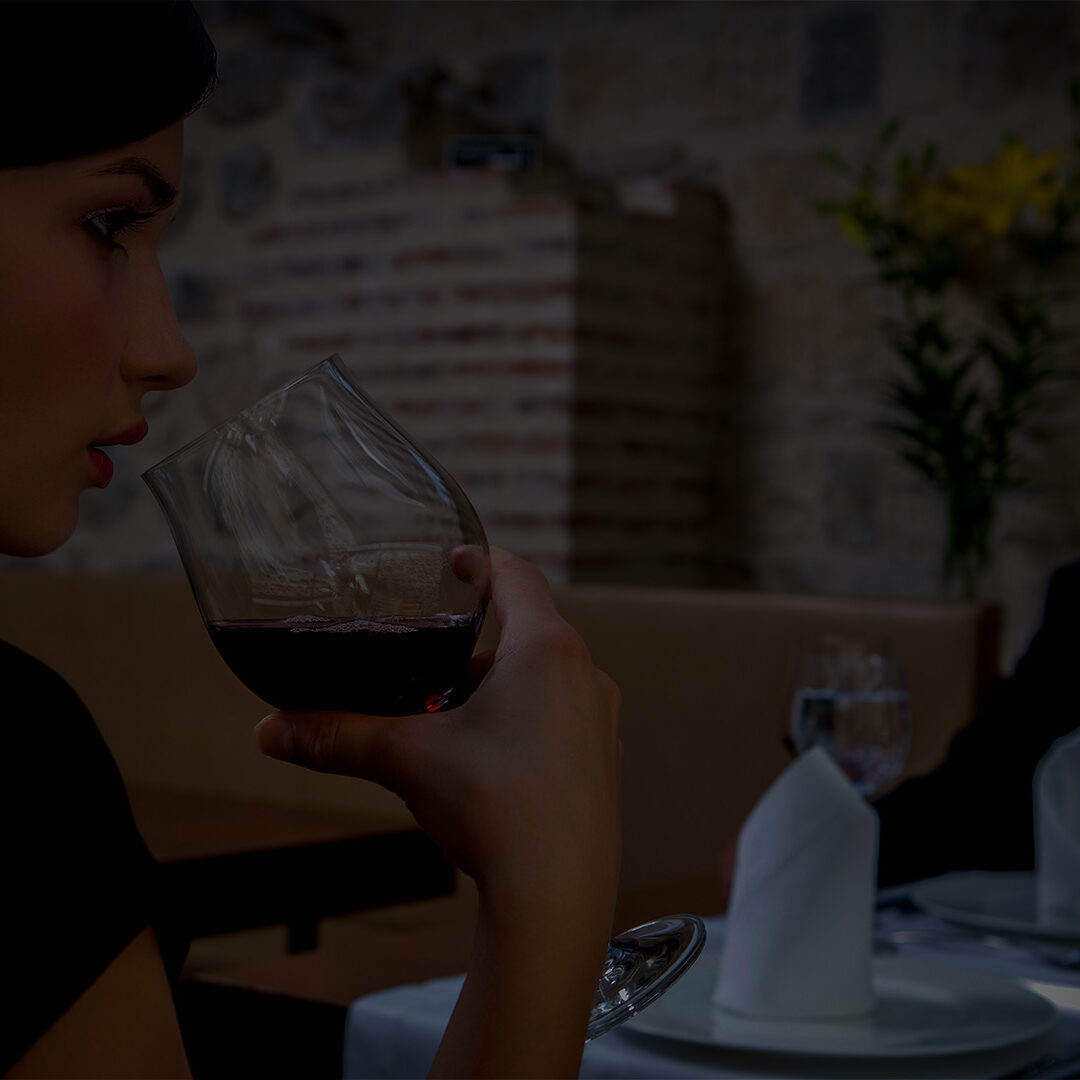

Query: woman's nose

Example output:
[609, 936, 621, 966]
[122, 263, 198, 391]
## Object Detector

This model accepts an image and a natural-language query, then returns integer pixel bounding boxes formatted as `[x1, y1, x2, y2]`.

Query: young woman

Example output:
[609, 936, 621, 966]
[1, 4, 621, 1077]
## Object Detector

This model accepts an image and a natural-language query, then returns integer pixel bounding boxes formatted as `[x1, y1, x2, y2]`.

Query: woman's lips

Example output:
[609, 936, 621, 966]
[87, 446, 115, 488]
[87, 419, 148, 488]
[98, 419, 150, 446]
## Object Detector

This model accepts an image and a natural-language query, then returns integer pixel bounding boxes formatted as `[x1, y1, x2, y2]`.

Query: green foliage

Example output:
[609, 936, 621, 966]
[818, 86, 1080, 598]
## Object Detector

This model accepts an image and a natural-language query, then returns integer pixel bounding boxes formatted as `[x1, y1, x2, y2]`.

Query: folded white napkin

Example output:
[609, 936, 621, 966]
[714, 746, 879, 1019]
[1035, 728, 1080, 925]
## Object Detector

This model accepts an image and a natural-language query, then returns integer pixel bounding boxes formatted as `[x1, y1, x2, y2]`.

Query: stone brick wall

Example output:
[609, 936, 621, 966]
[20, 0, 1080, 665]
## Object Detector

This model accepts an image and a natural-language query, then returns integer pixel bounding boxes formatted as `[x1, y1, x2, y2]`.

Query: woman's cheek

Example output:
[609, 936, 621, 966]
[44, 261, 130, 392]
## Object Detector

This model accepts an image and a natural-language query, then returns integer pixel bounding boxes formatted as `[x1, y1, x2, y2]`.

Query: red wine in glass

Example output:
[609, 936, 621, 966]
[207, 609, 484, 715]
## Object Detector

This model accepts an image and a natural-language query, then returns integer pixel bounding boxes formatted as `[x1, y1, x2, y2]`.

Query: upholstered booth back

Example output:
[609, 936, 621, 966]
[0, 574, 998, 889]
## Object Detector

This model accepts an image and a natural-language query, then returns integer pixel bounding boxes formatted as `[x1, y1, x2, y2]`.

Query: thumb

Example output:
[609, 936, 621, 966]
[255, 710, 397, 785]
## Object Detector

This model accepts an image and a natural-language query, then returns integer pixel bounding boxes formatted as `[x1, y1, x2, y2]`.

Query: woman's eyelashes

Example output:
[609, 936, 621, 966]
[81, 205, 161, 250]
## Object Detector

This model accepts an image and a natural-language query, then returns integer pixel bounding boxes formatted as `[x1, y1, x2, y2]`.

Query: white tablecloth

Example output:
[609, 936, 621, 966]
[344, 899, 1080, 1079]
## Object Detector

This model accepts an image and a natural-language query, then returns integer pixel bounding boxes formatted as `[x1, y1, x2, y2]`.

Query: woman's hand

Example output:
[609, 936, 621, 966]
[254, 546, 622, 903]
[255, 547, 622, 1078]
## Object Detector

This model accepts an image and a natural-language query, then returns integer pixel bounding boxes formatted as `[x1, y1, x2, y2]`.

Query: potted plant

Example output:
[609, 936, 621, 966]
[817, 89, 1080, 598]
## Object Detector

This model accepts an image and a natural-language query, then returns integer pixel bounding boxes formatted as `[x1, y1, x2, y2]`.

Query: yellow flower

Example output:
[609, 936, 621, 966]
[944, 140, 1064, 236]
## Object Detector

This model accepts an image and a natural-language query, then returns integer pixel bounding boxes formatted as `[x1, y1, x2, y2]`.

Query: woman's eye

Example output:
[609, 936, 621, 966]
[82, 206, 158, 250]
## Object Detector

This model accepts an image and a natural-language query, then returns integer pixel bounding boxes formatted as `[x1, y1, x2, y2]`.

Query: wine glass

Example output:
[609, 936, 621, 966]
[786, 635, 912, 797]
[142, 355, 705, 1039]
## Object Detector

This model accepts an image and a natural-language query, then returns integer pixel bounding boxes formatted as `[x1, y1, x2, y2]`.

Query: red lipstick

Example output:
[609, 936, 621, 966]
[96, 419, 150, 447]
[87, 447, 115, 488]
[87, 419, 149, 488]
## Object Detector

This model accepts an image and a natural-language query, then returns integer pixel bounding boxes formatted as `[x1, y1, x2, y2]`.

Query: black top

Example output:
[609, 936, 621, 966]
[875, 561, 1080, 887]
[0, 640, 174, 1072]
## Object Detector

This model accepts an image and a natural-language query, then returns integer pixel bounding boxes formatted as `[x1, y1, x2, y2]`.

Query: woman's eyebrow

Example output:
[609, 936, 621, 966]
[88, 156, 178, 209]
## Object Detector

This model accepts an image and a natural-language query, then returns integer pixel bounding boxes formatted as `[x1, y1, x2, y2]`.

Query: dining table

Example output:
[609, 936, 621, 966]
[342, 877, 1080, 1080]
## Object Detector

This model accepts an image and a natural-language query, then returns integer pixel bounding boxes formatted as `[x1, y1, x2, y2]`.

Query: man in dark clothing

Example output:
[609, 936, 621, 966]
[875, 561, 1080, 887]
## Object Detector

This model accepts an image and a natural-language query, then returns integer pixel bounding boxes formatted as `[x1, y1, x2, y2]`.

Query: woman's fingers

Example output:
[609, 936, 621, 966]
[486, 546, 569, 649]
[255, 709, 404, 790]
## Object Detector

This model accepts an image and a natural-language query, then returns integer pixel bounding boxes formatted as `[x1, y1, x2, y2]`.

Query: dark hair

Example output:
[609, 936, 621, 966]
[2, 1, 217, 167]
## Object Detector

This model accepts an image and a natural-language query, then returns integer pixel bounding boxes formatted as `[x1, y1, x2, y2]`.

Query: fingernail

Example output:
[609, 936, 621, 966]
[255, 713, 295, 760]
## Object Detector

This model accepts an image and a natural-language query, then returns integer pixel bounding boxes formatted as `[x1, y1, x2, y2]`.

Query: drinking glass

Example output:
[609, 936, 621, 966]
[786, 636, 912, 797]
[143, 355, 705, 1039]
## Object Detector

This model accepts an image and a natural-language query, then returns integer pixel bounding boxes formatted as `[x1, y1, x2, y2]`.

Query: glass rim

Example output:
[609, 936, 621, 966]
[140, 354, 350, 482]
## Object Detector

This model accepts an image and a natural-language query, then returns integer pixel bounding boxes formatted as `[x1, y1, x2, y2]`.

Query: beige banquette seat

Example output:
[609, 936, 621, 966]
[0, 573, 999, 892]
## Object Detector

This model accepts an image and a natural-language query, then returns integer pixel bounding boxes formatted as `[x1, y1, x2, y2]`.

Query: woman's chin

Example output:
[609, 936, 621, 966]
[0, 509, 78, 558]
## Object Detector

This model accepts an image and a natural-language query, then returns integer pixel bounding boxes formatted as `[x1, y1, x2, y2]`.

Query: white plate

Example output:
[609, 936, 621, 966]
[913, 871, 1080, 944]
[624, 950, 1055, 1058]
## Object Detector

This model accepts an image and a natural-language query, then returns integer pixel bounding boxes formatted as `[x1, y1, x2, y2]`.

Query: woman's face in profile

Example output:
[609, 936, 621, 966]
[0, 120, 196, 558]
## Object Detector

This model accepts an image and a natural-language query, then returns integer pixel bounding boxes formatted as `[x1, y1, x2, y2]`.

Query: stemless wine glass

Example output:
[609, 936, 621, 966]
[143, 355, 704, 1040]
[786, 635, 912, 797]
